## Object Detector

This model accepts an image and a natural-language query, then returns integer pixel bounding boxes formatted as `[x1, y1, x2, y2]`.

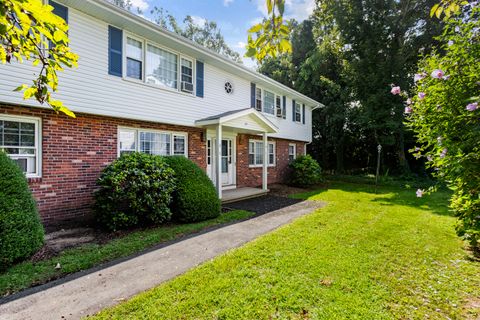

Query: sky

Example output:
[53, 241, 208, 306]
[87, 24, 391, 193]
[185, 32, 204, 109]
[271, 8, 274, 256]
[127, 0, 315, 69]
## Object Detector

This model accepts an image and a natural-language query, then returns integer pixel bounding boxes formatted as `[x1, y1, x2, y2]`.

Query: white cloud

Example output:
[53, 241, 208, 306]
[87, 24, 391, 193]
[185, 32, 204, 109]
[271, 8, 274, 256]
[130, 0, 150, 11]
[234, 41, 247, 49]
[223, 0, 234, 7]
[191, 15, 207, 26]
[253, 0, 315, 22]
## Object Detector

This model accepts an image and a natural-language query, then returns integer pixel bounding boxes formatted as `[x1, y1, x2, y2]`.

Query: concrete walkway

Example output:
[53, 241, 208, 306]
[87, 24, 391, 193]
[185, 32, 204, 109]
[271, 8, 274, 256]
[0, 200, 324, 320]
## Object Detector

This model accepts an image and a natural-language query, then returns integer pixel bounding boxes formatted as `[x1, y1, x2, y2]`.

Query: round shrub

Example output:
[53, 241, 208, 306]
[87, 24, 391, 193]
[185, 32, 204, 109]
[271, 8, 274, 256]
[0, 151, 44, 270]
[289, 155, 322, 187]
[163, 156, 220, 223]
[94, 153, 176, 231]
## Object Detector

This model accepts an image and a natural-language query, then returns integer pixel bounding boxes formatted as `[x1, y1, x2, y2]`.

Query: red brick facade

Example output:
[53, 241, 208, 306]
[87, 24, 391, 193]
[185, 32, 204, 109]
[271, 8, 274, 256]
[1, 105, 306, 225]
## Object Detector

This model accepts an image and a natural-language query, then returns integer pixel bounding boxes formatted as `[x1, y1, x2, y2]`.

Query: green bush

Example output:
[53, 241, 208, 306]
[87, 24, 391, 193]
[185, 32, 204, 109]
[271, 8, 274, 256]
[0, 151, 44, 270]
[289, 155, 322, 187]
[94, 153, 176, 231]
[163, 156, 220, 223]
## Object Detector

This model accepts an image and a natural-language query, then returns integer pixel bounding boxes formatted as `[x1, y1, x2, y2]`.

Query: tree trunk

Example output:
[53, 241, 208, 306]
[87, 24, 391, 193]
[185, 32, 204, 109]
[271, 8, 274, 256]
[396, 130, 410, 174]
[335, 136, 345, 173]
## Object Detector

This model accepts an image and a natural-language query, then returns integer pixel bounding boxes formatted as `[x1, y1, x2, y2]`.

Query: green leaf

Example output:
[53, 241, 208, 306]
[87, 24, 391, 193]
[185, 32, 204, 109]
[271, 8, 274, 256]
[430, 4, 439, 18]
[13, 84, 28, 92]
[248, 24, 263, 33]
[266, 0, 273, 14]
[277, 0, 285, 16]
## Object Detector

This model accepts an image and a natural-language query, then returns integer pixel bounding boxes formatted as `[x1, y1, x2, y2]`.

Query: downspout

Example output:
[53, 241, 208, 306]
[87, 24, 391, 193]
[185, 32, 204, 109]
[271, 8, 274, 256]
[304, 104, 322, 155]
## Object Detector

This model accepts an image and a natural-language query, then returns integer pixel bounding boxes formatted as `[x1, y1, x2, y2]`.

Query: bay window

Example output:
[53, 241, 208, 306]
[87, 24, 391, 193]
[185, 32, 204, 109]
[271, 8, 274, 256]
[118, 128, 187, 157]
[263, 90, 275, 115]
[0, 115, 40, 177]
[126, 37, 143, 80]
[248, 140, 275, 166]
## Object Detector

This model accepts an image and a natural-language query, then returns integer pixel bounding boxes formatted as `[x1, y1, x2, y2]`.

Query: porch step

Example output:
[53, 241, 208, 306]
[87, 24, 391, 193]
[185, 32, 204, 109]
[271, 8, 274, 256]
[222, 187, 269, 204]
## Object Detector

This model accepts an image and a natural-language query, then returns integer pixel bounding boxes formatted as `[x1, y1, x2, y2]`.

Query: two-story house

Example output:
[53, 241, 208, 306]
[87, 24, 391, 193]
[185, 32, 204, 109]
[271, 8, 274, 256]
[0, 0, 323, 225]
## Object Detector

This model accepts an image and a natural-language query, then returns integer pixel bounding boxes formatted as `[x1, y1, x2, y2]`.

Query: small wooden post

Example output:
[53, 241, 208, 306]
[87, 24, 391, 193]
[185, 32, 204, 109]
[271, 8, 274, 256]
[375, 144, 382, 194]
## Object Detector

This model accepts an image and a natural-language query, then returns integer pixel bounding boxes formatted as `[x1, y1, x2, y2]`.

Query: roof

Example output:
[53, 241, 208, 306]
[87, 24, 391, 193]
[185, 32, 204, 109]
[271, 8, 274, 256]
[195, 108, 278, 133]
[57, 0, 324, 107]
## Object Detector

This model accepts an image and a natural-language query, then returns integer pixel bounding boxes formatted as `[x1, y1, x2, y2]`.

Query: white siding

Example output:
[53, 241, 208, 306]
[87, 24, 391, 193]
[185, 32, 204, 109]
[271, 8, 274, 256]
[0, 8, 313, 142]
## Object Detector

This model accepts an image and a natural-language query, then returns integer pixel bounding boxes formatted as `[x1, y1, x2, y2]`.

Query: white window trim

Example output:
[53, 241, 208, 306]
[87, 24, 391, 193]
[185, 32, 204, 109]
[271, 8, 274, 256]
[117, 126, 188, 157]
[122, 32, 196, 96]
[248, 139, 276, 168]
[256, 86, 286, 119]
[294, 102, 302, 123]
[0, 114, 42, 178]
[263, 90, 276, 116]
[288, 143, 296, 161]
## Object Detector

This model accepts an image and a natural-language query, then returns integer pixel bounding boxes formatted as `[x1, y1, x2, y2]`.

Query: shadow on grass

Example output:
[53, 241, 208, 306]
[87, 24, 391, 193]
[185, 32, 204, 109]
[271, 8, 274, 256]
[292, 180, 454, 217]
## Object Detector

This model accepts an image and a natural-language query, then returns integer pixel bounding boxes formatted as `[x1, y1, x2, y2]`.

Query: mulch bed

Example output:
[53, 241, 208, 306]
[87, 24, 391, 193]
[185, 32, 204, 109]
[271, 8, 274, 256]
[223, 195, 304, 215]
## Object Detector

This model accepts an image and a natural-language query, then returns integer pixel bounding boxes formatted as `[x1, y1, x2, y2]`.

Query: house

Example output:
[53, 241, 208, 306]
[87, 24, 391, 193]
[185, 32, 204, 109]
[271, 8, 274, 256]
[0, 0, 323, 225]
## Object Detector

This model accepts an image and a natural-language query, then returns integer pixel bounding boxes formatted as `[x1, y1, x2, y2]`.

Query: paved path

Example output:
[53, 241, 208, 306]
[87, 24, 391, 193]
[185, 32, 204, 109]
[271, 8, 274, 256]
[0, 200, 324, 320]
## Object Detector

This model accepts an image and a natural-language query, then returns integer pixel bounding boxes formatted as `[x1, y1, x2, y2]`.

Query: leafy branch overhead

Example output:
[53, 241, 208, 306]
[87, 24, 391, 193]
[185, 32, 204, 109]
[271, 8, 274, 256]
[0, 0, 78, 117]
[430, 0, 468, 19]
[245, 0, 291, 63]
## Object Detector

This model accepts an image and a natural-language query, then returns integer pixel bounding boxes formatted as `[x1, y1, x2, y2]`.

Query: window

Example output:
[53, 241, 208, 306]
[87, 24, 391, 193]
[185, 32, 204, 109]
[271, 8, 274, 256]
[180, 58, 194, 93]
[295, 102, 302, 122]
[207, 139, 211, 165]
[276, 95, 282, 117]
[0, 116, 40, 177]
[118, 128, 187, 157]
[146, 44, 178, 89]
[263, 91, 275, 115]
[126, 37, 143, 80]
[255, 87, 262, 111]
[248, 140, 275, 166]
[288, 144, 296, 162]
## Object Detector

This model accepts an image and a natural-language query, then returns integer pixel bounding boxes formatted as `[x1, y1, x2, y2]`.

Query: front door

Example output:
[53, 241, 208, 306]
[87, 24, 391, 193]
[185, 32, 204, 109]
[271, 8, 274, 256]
[207, 138, 235, 187]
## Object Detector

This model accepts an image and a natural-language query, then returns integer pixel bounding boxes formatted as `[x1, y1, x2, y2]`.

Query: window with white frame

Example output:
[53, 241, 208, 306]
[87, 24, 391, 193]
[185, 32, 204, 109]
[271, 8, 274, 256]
[180, 58, 194, 93]
[288, 143, 296, 162]
[248, 140, 275, 166]
[295, 102, 302, 122]
[126, 37, 143, 80]
[255, 87, 262, 111]
[276, 95, 282, 117]
[0, 116, 40, 177]
[263, 90, 275, 115]
[118, 128, 187, 157]
[146, 44, 178, 89]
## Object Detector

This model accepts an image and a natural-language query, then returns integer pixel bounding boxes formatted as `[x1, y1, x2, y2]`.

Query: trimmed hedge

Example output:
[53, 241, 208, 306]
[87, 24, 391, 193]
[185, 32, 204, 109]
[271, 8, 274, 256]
[0, 151, 44, 270]
[164, 156, 221, 223]
[94, 153, 176, 231]
[289, 155, 322, 187]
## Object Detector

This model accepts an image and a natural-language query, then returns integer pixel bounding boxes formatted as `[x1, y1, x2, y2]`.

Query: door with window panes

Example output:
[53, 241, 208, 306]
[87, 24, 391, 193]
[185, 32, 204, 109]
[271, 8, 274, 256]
[207, 138, 235, 186]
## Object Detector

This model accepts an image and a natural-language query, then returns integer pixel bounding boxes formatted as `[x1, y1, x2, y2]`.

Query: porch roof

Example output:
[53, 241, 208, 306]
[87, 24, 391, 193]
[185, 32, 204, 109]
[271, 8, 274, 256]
[195, 108, 278, 134]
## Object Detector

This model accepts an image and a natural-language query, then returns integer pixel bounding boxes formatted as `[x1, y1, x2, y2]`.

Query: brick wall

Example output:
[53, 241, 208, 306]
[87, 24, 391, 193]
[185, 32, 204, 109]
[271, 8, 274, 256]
[0, 105, 206, 225]
[236, 134, 305, 188]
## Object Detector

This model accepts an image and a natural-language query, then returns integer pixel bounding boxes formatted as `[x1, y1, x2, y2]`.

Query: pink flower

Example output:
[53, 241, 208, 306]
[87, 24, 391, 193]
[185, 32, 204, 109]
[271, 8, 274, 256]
[404, 106, 413, 114]
[427, 155, 433, 162]
[437, 136, 442, 145]
[415, 147, 421, 152]
[431, 69, 445, 79]
[418, 92, 426, 100]
[391, 86, 401, 95]
[448, 40, 454, 46]
[414, 73, 426, 82]
[466, 102, 478, 111]
[416, 189, 424, 198]
[440, 148, 447, 158]
[442, 75, 450, 80]
[406, 98, 412, 105]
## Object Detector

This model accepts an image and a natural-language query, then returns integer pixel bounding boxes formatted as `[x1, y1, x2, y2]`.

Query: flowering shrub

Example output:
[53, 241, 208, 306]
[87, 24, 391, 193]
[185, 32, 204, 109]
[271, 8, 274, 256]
[392, 7, 479, 247]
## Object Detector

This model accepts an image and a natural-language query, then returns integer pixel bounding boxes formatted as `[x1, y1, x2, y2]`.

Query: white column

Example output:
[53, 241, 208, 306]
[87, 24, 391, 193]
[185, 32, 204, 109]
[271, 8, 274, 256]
[216, 124, 223, 199]
[262, 132, 268, 191]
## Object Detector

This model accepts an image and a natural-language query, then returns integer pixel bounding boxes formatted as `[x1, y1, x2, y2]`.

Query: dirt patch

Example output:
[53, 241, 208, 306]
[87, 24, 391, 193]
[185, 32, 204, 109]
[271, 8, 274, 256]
[224, 195, 304, 215]
[463, 297, 480, 319]
[268, 183, 326, 197]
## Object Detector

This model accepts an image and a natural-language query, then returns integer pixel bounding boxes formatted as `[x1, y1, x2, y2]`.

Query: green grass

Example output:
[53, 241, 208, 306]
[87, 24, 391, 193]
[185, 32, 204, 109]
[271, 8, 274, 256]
[0, 210, 255, 297]
[93, 182, 480, 319]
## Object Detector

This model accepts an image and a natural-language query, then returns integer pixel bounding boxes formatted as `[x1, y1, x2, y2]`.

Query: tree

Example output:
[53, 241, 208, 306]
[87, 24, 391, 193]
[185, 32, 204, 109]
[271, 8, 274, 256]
[0, 0, 79, 117]
[245, 0, 291, 63]
[314, 0, 444, 174]
[402, 5, 480, 247]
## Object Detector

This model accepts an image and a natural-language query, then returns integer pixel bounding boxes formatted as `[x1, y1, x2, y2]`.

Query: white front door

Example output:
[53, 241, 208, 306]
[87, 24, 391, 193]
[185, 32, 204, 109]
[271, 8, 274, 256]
[207, 137, 235, 187]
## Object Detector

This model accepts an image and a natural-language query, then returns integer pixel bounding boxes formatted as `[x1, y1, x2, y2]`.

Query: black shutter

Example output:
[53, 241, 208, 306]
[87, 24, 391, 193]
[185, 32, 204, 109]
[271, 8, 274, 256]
[196, 61, 204, 97]
[302, 104, 306, 124]
[108, 26, 123, 77]
[282, 96, 286, 119]
[51, 1, 68, 22]
[250, 83, 256, 108]
[292, 99, 296, 121]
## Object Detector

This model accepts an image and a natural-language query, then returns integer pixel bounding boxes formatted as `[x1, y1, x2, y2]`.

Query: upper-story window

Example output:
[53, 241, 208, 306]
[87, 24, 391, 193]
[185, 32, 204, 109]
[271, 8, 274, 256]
[181, 58, 194, 93]
[146, 44, 178, 89]
[0, 115, 41, 177]
[255, 87, 262, 111]
[276, 95, 282, 117]
[263, 91, 275, 115]
[126, 37, 143, 80]
[295, 102, 302, 122]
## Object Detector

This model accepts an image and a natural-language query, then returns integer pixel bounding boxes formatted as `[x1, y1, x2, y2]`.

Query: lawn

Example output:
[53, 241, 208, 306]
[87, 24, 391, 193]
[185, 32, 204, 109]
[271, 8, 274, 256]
[0, 210, 254, 297]
[93, 182, 480, 319]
